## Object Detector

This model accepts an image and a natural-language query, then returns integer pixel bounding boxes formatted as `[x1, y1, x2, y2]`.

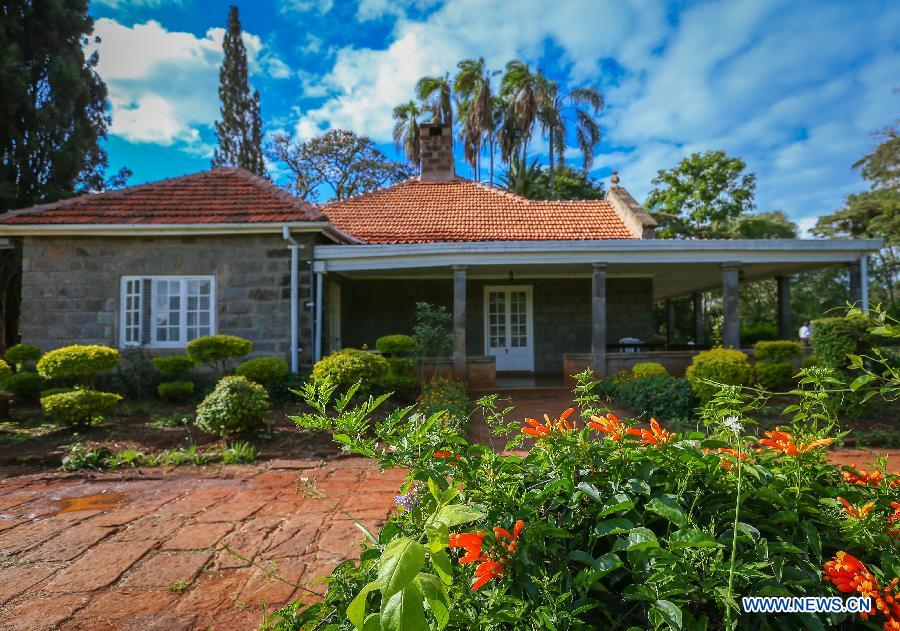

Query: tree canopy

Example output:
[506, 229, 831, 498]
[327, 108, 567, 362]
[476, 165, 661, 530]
[498, 161, 604, 200]
[211, 6, 265, 176]
[267, 129, 416, 202]
[645, 151, 757, 238]
[727, 210, 798, 239]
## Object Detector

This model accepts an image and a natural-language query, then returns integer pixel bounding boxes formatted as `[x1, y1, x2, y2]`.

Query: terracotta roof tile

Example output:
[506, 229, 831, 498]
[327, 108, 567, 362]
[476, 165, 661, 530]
[322, 177, 635, 243]
[0, 168, 324, 225]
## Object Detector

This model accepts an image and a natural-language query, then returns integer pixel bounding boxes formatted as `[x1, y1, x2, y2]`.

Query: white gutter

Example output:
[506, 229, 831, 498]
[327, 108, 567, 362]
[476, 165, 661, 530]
[313, 238, 884, 272]
[282, 226, 300, 373]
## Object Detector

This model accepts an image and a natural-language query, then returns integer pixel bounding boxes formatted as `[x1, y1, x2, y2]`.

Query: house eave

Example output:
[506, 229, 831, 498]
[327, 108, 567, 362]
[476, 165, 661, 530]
[313, 238, 884, 272]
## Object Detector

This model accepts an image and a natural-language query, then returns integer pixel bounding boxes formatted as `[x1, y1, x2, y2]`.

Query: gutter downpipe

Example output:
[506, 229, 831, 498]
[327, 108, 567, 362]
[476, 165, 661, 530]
[282, 226, 300, 373]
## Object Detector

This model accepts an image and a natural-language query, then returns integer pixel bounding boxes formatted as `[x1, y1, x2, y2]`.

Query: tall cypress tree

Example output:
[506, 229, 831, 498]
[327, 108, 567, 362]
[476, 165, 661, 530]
[211, 6, 265, 176]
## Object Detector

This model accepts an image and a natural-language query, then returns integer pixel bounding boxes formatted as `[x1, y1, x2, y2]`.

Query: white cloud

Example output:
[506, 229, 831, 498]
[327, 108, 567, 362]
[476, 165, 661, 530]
[91, 18, 290, 149]
[92, 0, 183, 9]
[278, 0, 333, 14]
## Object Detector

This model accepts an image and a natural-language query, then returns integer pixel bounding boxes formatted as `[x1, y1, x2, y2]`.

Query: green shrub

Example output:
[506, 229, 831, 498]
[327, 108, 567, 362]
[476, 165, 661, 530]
[40, 387, 74, 398]
[416, 377, 470, 432]
[755, 361, 794, 390]
[311, 348, 389, 390]
[812, 317, 871, 369]
[386, 357, 416, 374]
[195, 375, 269, 437]
[157, 380, 195, 402]
[685, 347, 753, 402]
[375, 334, 418, 356]
[615, 375, 695, 421]
[36, 345, 120, 385]
[630, 362, 668, 378]
[740, 321, 778, 344]
[186, 335, 253, 373]
[754, 340, 803, 361]
[220, 441, 257, 464]
[151, 355, 195, 378]
[376, 372, 420, 400]
[40, 388, 122, 427]
[802, 354, 819, 368]
[234, 357, 289, 387]
[0, 359, 11, 383]
[1, 371, 47, 402]
[4, 344, 42, 371]
[413, 302, 453, 357]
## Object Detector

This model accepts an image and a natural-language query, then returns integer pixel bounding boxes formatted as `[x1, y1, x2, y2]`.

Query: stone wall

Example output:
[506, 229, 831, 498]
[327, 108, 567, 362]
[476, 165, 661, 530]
[20, 234, 316, 365]
[339, 275, 655, 375]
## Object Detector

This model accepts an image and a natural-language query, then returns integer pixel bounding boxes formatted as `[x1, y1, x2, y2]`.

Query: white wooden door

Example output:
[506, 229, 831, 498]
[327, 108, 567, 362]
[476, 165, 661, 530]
[484, 286, 534, 372]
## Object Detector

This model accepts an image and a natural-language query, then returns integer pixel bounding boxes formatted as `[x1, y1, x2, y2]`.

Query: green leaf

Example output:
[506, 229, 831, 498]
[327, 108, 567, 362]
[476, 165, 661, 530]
[849, 373, 875, 391]
[576, 482, 603, 503]
[599, 493, 635, 517]
[347, 581, 379, 630]
[431, 550, 453, 586]
[435, 504, 485, 528]
[416, 573, 450, 630]
[378, 538, 426, 599]
[427, 477, 441, 501]
[363, 613, 380, 631]
[542, 526, 574, 539]
[626, 527, 660, 551]
[646, 494, 687, 526]
[380, 581, 426, 631]
[593, 518, 633, 537]
[668, 528, 718, 549]
[653, 599, 683, 630]
[425, 522, 449, 553]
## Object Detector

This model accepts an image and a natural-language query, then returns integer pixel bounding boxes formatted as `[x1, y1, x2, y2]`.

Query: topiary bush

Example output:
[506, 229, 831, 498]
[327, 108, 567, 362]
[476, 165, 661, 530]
[36, 345, 120, 387]
[151, 355, 195, 378]
[375, 334, 418, 357]
[630, 362, 668, 378]
[311, 348, 389, 390]
[755, 361, 794, 390]
[0, 359, 11, 384]
[4, 344, 42, 371]
[613, 375, 695, 422]
[754, 340, 803, 361]
[186, 335, 253, 375]
[157, 380, 195, 402]
[812, 317, 871, 370]
[234, 356, 289, 388]
[685, 347, 753, 402]
[195, 375, 269, 437]
[1, 371, 47, 403]
[40, 388, 122, 427]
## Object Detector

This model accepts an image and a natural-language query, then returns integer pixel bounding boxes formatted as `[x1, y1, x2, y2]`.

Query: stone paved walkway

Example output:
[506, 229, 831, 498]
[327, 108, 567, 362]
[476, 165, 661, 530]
[0, 458, 405, 631]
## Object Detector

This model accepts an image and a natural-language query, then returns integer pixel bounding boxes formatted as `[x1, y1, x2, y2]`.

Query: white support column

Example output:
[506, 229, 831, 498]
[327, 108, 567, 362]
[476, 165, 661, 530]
[860, 255, 869, 314]
[314, 269, 325, 363]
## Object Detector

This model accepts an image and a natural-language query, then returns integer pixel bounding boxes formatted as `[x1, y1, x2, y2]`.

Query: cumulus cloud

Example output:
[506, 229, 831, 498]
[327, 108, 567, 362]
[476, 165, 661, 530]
[278, 0, 334, 14]
[91, 18, 290, 151]
[92, 0, 184, 9]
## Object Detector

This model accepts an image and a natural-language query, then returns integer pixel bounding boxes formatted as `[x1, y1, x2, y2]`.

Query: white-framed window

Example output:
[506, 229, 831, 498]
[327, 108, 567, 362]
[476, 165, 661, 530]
[119, 276, 216, 348]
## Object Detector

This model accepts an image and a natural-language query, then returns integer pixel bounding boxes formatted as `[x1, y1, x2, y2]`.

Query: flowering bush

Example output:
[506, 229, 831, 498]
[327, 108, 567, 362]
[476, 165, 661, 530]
[416, 377, 470, 433]
[270, 359, 900, 630]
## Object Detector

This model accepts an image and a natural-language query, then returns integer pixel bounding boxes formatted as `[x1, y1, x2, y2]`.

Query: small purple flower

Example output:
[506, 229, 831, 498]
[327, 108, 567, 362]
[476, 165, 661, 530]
[394, 488, 420, 511]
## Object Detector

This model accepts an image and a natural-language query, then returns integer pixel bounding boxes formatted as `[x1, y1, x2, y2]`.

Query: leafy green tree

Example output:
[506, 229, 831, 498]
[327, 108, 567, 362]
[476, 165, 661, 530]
[728, 210, 798, 239]
[453, 58, 496, 181]
[415, 74, 453, 126]
[211, 6, 265, 176]
[268, 129, 416, 202]
[392, 101, 423, 169]
[498, 162, 604, 200]
[499, 60, 541, 172]
[645, 151, 757, 238]
[854, 123, 898, 190]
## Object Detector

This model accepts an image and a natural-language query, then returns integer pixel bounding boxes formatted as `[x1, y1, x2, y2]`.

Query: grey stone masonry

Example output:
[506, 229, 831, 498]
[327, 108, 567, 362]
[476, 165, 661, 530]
[419, 123, 455, 181]
[20, 234, 315, 365]
[339, 275, 655, 375]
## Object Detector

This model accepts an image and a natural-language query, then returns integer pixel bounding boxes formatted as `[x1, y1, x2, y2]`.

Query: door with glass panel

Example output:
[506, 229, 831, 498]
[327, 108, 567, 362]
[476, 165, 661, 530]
[484, 286, 534, 372]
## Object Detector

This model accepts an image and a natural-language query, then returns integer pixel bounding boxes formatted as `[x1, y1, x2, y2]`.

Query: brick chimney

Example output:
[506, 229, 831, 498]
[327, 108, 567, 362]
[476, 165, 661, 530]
[419, 122, 455, 181]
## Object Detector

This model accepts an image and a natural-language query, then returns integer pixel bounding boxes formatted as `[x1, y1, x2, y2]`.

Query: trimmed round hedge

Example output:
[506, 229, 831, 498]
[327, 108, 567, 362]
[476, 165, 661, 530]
[195, 376, 269, 437]
[0, 359, 11, 383]
[311, 348, 389, 390]
[152, 355, 195, 378]
[755, 361, 794, 390]
[157, 380, 195, 402]
[685, 347, 753, 402]
[375, 334, 418, 357]
[4, 344, 42, 370]
[1, 371, 47, 402]
[36, 345, 120, 382]
[40, 388, 122, 427]
[754, 340, 803, 361]
[235, 357, 289, 386]
[186, 335, 253, 369]
[631, 362, 668, 378]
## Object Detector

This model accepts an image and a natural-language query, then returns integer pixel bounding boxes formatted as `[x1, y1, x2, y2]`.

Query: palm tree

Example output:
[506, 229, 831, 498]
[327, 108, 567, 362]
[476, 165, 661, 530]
[392, 101, 423, 169]
[415, 74, 453, 126]
[499, 60, 542, 190]
[538, 80, 604, 197]
[453, 57, 495, 181]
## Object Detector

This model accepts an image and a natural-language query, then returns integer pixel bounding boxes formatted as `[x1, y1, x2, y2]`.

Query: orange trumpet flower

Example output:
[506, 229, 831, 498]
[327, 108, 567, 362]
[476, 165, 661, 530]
[838, 496, 876, 519]
[588, 413, 624, 441]
[626, 418, 672, 446]
[759, 429, 832, 455]
[842, 465, 885, 487]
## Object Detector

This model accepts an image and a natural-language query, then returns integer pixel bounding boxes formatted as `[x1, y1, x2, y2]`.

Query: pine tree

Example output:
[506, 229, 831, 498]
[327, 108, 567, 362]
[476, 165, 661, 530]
[211, 6, 265, 176]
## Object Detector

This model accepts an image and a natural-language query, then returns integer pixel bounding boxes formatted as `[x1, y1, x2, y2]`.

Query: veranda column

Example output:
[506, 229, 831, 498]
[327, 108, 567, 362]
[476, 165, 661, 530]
[776, 275, 792, 339]
[860, 256, 869, 313]
[721, 263, 741, 349]
[591, 263, 607, 376]
[692, 293, 704, 346]
[666, 299, 676, 347]
[848, 260, 861, 305]
[452, 265, 467, 378]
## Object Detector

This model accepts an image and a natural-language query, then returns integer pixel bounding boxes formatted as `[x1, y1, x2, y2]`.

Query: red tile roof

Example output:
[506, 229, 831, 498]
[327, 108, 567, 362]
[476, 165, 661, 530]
[0, 168, 324, 225]
[322, 177, 635, 243]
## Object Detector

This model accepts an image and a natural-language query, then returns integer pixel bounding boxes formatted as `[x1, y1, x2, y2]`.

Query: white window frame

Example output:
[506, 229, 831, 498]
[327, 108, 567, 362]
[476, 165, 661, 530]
[119, 275, 216, 349]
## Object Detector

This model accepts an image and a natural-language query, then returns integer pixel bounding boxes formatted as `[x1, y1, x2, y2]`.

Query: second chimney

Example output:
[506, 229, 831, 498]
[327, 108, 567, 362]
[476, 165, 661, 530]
[419, 122, 455, 181]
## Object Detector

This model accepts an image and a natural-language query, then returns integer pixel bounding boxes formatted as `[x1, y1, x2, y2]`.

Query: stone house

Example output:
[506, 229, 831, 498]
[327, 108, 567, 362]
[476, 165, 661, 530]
[0, 123, 881, 385]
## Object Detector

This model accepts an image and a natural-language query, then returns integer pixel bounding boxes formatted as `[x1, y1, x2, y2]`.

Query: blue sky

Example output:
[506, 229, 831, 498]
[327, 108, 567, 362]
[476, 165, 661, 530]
[89, 0, 899, 234]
